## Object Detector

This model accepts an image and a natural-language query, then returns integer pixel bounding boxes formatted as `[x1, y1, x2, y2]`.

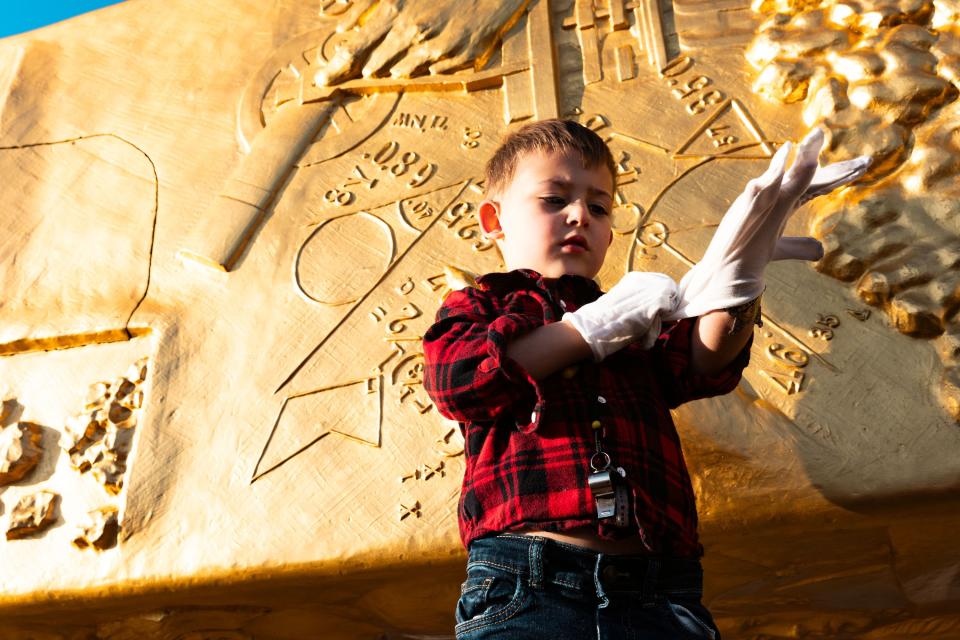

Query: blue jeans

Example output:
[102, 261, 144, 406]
[455, 534, 720, 640]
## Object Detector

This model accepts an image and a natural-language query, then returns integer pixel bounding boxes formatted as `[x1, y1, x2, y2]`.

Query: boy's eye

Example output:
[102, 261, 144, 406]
[589, 203, 610, 216]
[541, 196, 566, 207]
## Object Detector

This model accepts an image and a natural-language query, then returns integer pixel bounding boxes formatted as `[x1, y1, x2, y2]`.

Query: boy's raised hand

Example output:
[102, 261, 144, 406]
[665, 129, 872, 321]
[562, 271, 679, 361]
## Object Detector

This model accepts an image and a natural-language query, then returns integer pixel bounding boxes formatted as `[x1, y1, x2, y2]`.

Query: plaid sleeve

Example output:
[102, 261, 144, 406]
[422, 287, 545, 429]
[650, 317, 752, 409]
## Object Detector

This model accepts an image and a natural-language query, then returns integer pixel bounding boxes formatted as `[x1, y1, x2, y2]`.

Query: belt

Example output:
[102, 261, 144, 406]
[468, 534, 704, 598]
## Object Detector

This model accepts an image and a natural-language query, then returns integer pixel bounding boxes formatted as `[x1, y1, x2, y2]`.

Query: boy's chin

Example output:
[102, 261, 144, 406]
[508, 261, 600, 279]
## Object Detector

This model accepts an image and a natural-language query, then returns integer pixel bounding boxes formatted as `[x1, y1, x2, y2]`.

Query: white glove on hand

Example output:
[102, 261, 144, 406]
[562, 271, 678, 361]
[665, 128, 871, 321]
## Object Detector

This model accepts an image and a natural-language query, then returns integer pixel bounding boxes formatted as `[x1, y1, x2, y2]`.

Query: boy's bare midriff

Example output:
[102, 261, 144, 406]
[519, 527, 654, 555]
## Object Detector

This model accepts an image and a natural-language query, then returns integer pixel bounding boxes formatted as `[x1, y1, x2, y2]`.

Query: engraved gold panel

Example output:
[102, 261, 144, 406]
[0, 0, 959, 638]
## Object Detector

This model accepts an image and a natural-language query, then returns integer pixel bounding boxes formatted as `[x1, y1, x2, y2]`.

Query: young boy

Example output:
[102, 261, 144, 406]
[422, 120, 868, 639]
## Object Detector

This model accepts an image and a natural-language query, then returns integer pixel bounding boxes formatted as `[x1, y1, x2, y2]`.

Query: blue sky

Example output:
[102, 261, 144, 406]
[0, 1, 125, 39]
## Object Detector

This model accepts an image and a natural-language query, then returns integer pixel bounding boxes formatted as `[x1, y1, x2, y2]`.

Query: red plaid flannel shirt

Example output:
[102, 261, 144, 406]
[422, 269, 751, 556]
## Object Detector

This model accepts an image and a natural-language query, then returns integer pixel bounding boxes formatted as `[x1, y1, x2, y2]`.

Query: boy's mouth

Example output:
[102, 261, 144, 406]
[560, 235, 589, 251]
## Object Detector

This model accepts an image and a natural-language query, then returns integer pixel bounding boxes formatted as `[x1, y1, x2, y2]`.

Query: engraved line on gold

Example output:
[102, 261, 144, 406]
[298, 92, 401, 168]
[294, 211, 398, 306]
[626, 149, 735, 269]
[608, 131, 671, 154]
[251, 374, 385, 483]
[730, 98, 777, 158]
[672, 98, 776, 160]
[274, 180, 473, 394]
[390, 180, 473, 233]
[0, 134, 160, 345]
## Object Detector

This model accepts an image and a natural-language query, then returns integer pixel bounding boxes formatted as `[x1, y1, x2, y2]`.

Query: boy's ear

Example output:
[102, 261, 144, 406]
[608, 229, 614, 246]
[478, 200, 503, 238]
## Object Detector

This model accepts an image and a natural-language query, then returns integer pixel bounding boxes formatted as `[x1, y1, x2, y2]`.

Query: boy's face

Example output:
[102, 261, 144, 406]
[479, 151, 614, 279]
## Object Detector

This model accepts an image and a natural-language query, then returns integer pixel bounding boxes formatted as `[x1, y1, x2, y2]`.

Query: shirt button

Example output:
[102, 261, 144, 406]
[597, 395, 607, 404]
[562, 366, 579, 379]
[531, 410, 539, 423]
[591, 420, 602, 430]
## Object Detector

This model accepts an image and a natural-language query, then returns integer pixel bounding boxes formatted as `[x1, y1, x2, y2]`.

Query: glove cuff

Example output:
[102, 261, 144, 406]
[723, 292, 764, 334]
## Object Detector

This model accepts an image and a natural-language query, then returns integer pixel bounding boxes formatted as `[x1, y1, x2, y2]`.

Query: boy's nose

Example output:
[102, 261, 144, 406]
[566, 201, 590, 226]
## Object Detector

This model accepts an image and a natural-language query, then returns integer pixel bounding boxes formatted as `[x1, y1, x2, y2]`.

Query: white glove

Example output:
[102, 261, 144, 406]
[665, 128, 871, 321]
[562, 271, 678, 361]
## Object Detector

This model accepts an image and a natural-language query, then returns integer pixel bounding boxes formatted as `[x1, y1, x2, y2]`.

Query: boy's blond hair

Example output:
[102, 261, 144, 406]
[484, 119, 617, 197]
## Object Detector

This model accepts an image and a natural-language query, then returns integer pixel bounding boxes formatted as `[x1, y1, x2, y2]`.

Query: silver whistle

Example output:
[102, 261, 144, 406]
[588, 469, 617, 519]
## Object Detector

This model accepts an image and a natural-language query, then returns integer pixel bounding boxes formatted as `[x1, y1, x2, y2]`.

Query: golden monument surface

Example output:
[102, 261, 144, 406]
[1, 0, 959, 637]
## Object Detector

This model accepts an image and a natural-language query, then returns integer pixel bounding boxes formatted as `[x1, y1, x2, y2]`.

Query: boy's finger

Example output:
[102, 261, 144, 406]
[797, 155, 873, 206]
[781, 129, 823, 197]
[759, 141, 791, 187]
[771, 236, 824, 262]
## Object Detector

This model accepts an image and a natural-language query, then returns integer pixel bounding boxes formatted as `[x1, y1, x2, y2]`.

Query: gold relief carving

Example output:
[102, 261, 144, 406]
[766, 343, 811, 369]
[847, 307, 872, 321]
[72, 506, 119, 551]
[295, 212, 396, 306]
[615, 42, 638, 81]
[252, 373, 385, 482]
[398, 500, 422, 521]
[635, 0, 672, 70]
[528, 0, 562, 119]
[435, 427, 466, 458]
[251, 178, 488, 537]
[758, 340, 809, 395]
[391, 112, 450, 132]
[0, 398, 12, 424]
[400, 460, 446, 483]
[4, 1, 960, 636]
[461, 126, 483, 149]
[0, 421, 43, 486]
[746, 0, 960, 418]
[671, 96, 776, 159]
[59, 359, 148, 499]
[808, 313, 841, 340]
[502, 16, 536, 122]
[574, 0, 604, 84]
[672, 1, 755, 49]
[197, 0, 542, 274]
[6, 490, 59, 540]
[319, 0, 356, 18]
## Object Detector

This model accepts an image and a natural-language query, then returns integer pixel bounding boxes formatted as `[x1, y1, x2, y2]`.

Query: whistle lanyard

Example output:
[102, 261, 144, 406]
[582, 360, 630, 528]
[548, 286, 629, 527]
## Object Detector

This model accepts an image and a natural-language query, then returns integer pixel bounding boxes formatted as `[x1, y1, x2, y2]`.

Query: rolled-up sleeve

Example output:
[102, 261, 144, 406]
[423, 287, 546, 429]
[650, 317, 752, 409]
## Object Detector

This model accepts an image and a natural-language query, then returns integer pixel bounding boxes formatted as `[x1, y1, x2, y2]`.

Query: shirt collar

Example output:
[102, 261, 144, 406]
[476, 269, 602, 300]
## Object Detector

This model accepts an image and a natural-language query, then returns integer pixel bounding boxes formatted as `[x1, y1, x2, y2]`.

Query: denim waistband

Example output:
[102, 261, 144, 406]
[467, 534, 704, 600]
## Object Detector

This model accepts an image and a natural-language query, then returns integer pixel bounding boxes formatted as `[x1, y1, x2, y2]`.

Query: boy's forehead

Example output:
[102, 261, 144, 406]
[506, 150, 614, 193]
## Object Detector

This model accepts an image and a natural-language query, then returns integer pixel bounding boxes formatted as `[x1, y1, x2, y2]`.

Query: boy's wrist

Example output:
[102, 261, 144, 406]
[723, 292, 763, 335]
